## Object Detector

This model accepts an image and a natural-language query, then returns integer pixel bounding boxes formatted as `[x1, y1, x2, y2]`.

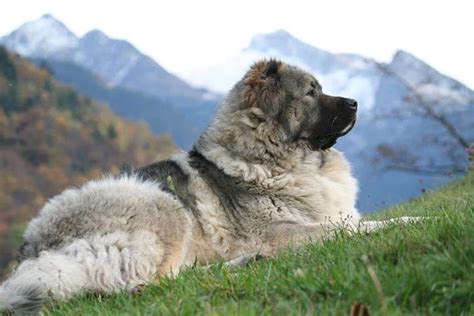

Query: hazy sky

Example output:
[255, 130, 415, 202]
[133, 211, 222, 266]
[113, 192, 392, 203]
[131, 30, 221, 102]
[1, 0, 473, 88]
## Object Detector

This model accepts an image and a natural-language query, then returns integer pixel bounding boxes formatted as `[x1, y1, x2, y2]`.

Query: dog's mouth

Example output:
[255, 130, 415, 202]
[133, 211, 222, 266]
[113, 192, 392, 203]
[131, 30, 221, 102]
[337, 118, 356, 137]
[316, 118, 356, 150]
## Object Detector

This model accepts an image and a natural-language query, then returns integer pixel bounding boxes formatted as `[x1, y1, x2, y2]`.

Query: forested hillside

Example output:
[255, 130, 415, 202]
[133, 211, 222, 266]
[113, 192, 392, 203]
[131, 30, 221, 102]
[0, 47, 176, 272]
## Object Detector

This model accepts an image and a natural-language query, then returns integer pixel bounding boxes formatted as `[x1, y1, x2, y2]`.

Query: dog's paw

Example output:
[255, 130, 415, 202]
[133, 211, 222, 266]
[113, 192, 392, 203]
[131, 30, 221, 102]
[129, 284, 146, 295]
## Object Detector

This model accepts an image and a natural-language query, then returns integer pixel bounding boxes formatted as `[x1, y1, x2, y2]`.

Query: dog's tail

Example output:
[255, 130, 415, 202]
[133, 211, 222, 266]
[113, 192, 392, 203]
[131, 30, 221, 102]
[0, 250, 90, 314]
[0, 230, 163, 314]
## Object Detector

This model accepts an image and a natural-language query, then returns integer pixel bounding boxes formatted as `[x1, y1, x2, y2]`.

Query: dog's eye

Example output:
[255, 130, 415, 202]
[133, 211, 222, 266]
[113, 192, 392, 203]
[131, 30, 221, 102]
[307, 89, 316, 97]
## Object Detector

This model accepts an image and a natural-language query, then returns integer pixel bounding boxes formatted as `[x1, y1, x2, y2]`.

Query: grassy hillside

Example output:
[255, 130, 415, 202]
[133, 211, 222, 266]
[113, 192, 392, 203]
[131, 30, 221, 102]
[0, 47, 177, 273]
[43, 172, 473, 315]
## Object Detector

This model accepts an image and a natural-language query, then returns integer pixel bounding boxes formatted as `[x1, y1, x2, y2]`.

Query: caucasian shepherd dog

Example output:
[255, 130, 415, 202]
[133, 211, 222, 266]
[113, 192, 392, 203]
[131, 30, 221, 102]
[0, 60, 416, 314]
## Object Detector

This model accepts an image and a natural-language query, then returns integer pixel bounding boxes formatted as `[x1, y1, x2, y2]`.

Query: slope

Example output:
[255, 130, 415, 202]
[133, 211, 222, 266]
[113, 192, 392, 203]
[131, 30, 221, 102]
[43, 171, 473, 315]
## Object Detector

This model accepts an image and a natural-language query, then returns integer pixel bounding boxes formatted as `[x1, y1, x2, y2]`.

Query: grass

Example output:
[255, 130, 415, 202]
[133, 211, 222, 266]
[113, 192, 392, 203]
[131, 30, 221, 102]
[44, 172, 474, 315]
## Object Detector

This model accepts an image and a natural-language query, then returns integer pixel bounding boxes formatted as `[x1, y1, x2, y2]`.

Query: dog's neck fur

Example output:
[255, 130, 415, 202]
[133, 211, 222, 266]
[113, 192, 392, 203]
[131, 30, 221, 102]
[194, 102, 323, 184]
[195, 137, 327, 188]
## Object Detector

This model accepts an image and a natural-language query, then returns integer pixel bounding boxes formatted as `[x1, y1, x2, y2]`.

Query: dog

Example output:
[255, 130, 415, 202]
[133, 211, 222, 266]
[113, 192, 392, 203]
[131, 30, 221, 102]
[0, 59, 416, 314]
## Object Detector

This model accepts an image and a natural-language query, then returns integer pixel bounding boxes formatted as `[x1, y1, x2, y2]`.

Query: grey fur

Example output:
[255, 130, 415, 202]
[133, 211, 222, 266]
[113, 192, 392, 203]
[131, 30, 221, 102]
[0, 283, 44, 314]
[0, 60, 415, 314]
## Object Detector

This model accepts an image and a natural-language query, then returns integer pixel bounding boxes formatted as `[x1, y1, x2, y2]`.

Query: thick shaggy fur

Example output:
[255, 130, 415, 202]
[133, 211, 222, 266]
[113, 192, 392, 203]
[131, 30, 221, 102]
[0, 60, 409, 314]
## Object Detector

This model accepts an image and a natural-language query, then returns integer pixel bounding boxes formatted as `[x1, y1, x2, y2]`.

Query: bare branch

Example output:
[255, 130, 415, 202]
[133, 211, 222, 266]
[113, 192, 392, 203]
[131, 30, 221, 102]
[376, 63, 470, 149]
[382, 165, 466, 176]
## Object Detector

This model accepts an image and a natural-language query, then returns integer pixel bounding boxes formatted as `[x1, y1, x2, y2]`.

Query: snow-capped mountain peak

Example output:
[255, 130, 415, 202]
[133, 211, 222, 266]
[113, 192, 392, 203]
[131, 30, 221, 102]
[245, 30, 337, 73]
[74, 29, 143, 86]
[247, 29, 318, 54]
[389, 50, 474, 105]
[389, 49, 443, 86]
[0, 14, 78, 57]
[247, 29, 293, 49]
[82, 29, 110, 45]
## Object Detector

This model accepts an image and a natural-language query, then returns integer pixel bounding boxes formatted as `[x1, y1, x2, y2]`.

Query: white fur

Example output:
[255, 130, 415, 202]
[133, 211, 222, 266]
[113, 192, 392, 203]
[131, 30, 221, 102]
[0, 229, 162, 313]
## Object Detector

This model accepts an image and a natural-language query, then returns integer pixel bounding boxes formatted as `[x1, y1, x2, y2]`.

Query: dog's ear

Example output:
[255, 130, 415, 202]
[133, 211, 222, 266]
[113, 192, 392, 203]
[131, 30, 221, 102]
[244, 59, 281, 86]
[244, 59, 282, 109]
[262, 59, 280, 78]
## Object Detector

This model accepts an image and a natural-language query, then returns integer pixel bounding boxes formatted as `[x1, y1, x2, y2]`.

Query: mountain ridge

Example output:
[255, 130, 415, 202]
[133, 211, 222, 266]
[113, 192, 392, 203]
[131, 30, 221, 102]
[0, 14, 220, 106]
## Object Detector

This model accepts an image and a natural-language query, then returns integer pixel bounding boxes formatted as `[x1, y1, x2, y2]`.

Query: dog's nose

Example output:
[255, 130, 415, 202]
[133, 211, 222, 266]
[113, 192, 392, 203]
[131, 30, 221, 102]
[344, 98, 358, 110]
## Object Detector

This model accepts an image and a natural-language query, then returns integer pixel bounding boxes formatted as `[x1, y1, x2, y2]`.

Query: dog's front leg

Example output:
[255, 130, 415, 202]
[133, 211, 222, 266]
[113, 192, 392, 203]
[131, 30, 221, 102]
[222, 252, 265, 268]
[200, 252, 263, 270]
[216, 217, 426, 268]
[358, 216, 424, 233]
[208, 223, 339, 269]
[257, 221, 349, 257]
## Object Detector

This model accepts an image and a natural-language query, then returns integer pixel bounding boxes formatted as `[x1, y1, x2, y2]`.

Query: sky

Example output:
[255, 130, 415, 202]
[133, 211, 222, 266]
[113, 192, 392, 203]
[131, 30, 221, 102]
[1, 0, 473, 89]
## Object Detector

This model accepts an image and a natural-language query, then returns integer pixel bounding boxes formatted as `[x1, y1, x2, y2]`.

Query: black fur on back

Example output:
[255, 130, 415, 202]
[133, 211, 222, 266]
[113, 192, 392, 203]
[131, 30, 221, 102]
[189, 149, 261, 236]
[134, 160, 198, 213]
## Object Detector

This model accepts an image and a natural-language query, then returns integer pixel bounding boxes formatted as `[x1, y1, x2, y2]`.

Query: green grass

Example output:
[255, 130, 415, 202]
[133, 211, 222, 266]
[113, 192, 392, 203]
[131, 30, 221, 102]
[44, 172, 474, 315]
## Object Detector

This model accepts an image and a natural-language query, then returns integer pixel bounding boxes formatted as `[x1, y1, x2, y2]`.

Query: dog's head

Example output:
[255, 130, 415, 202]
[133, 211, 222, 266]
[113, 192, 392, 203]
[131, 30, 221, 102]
[234, 59, 357, 151]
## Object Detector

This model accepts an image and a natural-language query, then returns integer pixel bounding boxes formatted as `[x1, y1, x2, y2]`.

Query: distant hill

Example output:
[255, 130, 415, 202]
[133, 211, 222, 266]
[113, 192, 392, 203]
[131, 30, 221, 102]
[0, 46, 177, 272]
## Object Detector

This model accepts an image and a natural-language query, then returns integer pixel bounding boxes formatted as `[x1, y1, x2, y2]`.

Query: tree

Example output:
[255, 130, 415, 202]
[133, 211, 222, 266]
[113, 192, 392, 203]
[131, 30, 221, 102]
[374, 63, 472, 175]
[0, 46, 18, 114]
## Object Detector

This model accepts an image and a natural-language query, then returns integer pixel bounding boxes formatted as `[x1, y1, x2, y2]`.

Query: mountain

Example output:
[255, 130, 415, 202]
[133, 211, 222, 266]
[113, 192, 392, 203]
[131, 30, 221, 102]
[0, 46, 176, 272]
[0, 14, 220, 148]
[184, 30, 474, 211]
[32, 59, 200, 148]
[0, 14, 78, 57]
[0, 14, 220, 105]
[387, 50, 473, 105]
[72, 29, 220, 107]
